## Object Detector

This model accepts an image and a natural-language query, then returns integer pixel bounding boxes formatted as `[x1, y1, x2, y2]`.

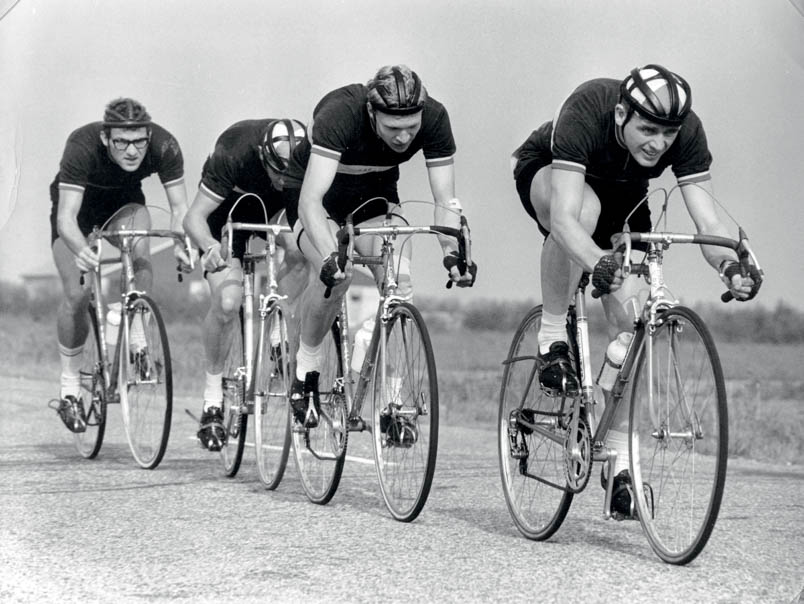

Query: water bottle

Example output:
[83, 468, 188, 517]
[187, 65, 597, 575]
[596, 331, 633, 392]
[106, 302, 122, 347]
[350, 317, 375, 373]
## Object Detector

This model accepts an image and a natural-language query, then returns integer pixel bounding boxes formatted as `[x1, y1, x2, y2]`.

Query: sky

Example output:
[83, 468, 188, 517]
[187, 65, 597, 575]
[1, 0, 802, 310]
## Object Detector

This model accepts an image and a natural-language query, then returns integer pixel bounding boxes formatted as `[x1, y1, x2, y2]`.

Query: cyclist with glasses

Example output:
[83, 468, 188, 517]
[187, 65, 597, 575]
[183, 118, 310, 451]
[49, 97, 195, 432]
[281, 64, 477, 429]
[511, 64, 762, 517]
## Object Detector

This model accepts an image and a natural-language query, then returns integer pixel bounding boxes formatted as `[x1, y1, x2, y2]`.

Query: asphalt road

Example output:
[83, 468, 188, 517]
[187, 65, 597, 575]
[2, 375, 803, 603]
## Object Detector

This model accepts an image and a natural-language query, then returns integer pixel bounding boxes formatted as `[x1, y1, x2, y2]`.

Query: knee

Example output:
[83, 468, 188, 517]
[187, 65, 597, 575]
[61, 287, 90, 314]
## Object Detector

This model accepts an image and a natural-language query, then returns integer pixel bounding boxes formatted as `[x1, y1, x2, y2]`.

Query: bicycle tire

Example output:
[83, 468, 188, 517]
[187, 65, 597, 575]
[118, 294, 172, 469]
[221, 314, 247, 477]
[291, 318, 348, 505]
[75, 310, 106, 459]
[498, 305, 574, 540]
[371, 302, 438, 522]
[254, 305, 292, 489]
[628, 306, 728, 565]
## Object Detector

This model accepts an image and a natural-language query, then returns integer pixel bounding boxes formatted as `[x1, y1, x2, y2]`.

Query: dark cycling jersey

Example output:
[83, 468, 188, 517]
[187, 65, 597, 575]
[49, 121, 184, 243]
[513, 78, 712, 186]
[512, 78, 713, 249]
[200, 119, 287, 258]
[283, 83, 456, 226]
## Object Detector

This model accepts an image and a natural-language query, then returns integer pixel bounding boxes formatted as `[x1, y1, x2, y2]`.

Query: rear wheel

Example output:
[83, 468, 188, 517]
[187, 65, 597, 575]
[371, 302, 438, 522]
[498, 306, 574, 540]
[629, 306, 728, 565]
[118, 294, 172, 469]
[220, 317, 247, 477]
[75, 311, 106, 459]
[291, 319, 348, 505]
[254, 305, 292, 489]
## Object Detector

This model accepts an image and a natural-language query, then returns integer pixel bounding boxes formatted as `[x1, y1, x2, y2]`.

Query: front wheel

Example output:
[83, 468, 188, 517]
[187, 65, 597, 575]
[372, 302, 438, 522]
[118, 294, 172, 469]
[291, 319, 348, 505]
[628, 306, 728, 565]
[498, 306, 573, 540]
[254, 306, 292, 489]
[75, 311, 106, 459]
[221, 316, 247, 477]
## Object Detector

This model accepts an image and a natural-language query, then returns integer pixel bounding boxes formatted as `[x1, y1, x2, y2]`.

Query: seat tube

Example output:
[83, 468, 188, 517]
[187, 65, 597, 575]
[574, 286, 594, 399]
[242, 265, 254, 391]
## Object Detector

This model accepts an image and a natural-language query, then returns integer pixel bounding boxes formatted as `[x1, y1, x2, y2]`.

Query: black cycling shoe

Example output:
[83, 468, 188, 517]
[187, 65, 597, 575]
[51, 395, 87, 433]
[379, 413, 417, 448]
[290, 371, 321, 428]
[537, 342, 579, 396]
[604, 469, 654, 520]
[197, 406, 225, 452]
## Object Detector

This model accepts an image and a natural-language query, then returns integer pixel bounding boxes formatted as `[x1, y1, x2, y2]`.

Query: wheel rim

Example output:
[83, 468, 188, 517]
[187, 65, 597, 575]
[629, 308, 727, 564]
[254, 309, 292, 489]
[372, 304, 437, 522]
[498, 307, 573, 540]
[119, 296, 172, 469]
[75, 315, 106, 459]
[292, 320, 347, 504]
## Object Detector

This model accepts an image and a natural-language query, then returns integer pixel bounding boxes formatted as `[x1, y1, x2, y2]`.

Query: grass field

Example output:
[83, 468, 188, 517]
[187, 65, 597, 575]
[3, 313, 802, 465]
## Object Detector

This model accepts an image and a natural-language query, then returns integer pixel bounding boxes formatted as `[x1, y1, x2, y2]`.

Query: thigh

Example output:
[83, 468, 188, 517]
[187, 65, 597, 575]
[52, 238, 88, 304]
[602, 273, 649, 334]
[206, 259, 245, 313]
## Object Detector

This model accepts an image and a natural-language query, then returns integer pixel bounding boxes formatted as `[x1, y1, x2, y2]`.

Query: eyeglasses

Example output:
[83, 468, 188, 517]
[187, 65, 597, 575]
[110, 137, 150, 151]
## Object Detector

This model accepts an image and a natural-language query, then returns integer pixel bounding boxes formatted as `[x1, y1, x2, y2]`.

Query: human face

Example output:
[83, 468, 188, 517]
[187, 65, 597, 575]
[101, 127, 150, 171]
[371, 109, 422, 153]
[615, 106, 680, 168]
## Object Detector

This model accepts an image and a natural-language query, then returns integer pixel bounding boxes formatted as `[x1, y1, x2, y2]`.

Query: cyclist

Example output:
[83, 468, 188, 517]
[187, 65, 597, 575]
[183, 118, 310, 451]
[49, 97, 194, 433]
[511, 64, 762, 517]
[282, 64, 477, 433]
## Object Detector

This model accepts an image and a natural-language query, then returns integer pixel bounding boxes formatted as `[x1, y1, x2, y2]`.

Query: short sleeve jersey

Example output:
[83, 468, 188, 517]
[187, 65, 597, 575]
[199, 119, 283, 203]
[283, 83, 456, 190]
[513, 78, 712, 187]
[52, 122, 184, 199]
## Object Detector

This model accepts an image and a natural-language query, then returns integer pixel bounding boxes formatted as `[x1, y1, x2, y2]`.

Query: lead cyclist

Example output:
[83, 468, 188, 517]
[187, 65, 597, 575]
[511, 64, 762, 517]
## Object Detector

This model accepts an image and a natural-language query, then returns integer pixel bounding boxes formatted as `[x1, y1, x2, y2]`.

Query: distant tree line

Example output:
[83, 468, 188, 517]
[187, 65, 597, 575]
[3, 280, 803, 344]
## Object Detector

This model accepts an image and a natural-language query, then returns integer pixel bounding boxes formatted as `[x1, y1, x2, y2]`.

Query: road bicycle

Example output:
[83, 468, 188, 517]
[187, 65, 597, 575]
[292, 200, 473, 522]
[64, 209, 193, 469]
[209, 194, 293, 488]
[498, 203, 762, 564]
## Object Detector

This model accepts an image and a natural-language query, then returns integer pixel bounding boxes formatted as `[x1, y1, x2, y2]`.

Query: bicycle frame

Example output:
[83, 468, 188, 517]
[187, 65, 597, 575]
[223, 219, 290, 408]
[85, 227, 184, 399]
[331, 216, 470, 430]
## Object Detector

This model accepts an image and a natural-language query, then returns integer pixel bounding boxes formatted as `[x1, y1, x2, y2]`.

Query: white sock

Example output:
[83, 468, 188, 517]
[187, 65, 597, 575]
[538, 310, 568, 354]
[203, 371, 223, 409]
[605, 429, 630, 476]
[295, 339, 323, 381]
[59, 343, 83, 399]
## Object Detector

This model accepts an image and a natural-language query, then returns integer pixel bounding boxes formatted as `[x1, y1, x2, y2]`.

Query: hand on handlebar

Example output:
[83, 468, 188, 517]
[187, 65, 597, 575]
[74, 244, 100, 273]
[173, 241, 198, 273]
[591, 252, 624, 297]
[320, 251, 350, 298]
[720, 261, 762, 302]
[443, 251, 477, 288]
[201, 242, 229, 273]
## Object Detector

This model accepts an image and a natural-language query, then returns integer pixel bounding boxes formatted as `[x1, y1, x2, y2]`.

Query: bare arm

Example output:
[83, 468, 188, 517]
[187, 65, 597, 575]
[298, 152, 339, 260]
[164, 180, 194, 267]
[183, 188, 226, 272]
[428, 162, 459, 255]
[679, 180, 737, 269]
[549, 168, 605, 272]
